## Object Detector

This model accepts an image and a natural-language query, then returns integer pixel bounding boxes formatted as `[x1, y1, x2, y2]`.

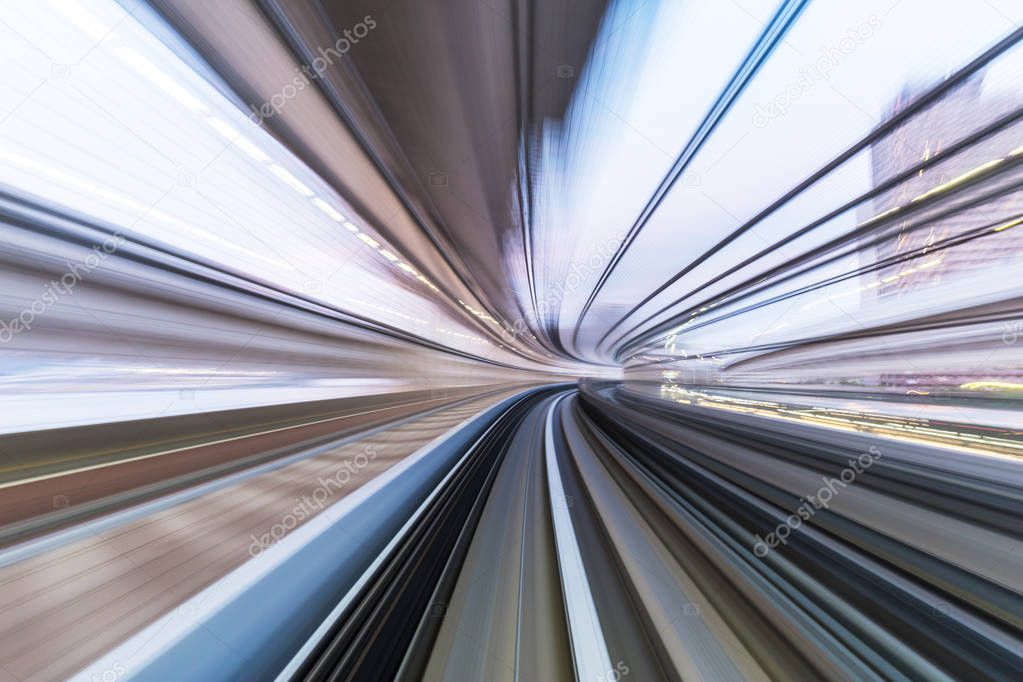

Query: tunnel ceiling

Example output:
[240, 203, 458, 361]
[306, 0, 611, 351]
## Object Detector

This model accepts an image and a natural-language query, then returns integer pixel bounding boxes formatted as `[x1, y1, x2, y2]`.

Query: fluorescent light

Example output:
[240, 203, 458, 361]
[232, 135, 271, 163]
[150, 208, 291, 269]
[204, 117, 271, 163]
[312, 197, 344, 221]
[398, 262, 417, 274]
[268, 164, 313, 196]
[115, 47, 207, 113]
[0, 144, 151, 214]
[342, 221, 359, 233]
[47, 0, 113, 41]
[205, 116, 238, 140]
[357, 233, 380, 248]
[0, 135, 289, 272]
[379, 249, 399, 261]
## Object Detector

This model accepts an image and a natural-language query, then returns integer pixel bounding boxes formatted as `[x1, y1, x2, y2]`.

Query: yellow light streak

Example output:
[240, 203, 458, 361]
[960, 381, 1023, 391]
[910, 159, 1003, 203]
[993, 217, 1023, 233]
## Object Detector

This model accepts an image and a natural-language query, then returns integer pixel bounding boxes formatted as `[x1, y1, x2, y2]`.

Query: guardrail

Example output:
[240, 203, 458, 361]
[72, 385, 564, 681]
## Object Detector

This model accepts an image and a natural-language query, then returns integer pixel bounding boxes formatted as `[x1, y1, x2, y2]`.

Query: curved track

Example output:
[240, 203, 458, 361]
[274, 385, 1023, 682]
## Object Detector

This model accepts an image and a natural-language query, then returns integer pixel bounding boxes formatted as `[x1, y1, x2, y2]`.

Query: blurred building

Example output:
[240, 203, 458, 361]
[862, 75, 1023, 300]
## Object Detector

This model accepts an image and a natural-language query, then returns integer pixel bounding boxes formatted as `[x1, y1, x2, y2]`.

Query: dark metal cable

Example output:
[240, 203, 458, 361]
[599, 25, 1023, 359]
[606, 104, 1023, 356]
[570, 0, 810, 354]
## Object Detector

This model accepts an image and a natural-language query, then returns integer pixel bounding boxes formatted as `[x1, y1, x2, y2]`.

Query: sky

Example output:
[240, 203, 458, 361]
[537, 0, 1023, 360]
